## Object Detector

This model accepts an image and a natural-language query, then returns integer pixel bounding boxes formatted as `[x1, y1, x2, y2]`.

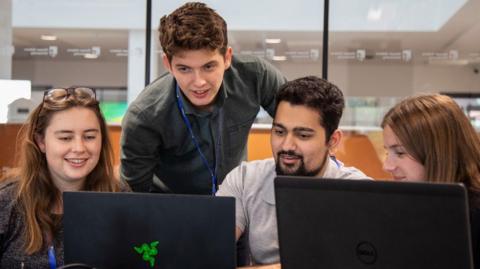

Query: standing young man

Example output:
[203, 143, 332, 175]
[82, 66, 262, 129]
[120, 2, 286, 194]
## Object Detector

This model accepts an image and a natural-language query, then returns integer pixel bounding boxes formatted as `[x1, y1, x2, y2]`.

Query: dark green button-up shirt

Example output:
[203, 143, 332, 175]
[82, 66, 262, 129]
[120, 54, 286, 194]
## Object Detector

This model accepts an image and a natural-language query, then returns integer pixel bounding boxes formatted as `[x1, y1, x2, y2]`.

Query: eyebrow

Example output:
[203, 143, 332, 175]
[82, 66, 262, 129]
[84, 129, 99, 132]
[272, 123, 314, 133]
[293, 127, 315, 133]
[386, 144, 404, 150]
[53, 129, 99, 135]
[202, 61, 218, 66]
[174, 63, 190, 68]
[174, 60, 218, 68]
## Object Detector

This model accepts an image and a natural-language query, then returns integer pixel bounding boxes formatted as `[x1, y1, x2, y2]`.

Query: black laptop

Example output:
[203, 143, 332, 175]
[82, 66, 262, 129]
[63, 192, 236, 269]
[275, 176, 473, 269]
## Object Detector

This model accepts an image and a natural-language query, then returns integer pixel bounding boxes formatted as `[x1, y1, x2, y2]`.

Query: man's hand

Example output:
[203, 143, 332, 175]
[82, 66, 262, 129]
[235, 227, 243, 241]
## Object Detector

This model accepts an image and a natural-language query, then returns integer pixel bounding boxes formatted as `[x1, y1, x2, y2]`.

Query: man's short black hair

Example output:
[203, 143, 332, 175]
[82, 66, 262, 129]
[275, 76, 345, 141]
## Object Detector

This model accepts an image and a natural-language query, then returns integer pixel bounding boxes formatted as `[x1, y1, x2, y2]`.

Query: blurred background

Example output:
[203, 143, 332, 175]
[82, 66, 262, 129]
[1, 0, 479, 179]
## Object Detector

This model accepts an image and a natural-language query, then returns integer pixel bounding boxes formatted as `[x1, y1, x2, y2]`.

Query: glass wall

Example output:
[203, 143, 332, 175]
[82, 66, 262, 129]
[4, 0, 146, 124]
[2, 0, 479, 179]
[330, 0, 480, 128]
[3, 0, 480, 127]
[151, 0, 325, 77]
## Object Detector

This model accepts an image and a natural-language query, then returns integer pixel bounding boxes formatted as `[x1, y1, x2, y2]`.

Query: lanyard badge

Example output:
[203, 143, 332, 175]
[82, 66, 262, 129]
[48, 245, 56, 269]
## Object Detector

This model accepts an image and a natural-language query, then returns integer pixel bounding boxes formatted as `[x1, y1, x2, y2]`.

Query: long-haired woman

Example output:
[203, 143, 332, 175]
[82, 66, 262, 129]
[0, 87, 128, 268]
[382, 93, 480, 269]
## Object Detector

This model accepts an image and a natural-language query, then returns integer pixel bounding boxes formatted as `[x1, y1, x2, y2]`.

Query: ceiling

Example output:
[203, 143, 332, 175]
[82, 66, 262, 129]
[10, 0, 480, 67]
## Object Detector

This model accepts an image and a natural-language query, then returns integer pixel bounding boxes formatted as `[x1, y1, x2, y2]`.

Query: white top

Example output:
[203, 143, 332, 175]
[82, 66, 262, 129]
[216, 157, 370, 265]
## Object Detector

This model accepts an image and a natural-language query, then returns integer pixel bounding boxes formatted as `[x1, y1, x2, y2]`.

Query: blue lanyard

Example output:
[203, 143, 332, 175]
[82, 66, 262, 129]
[330, 155, 341, 168]
[175, 84, 218, 195]
[48, 245, 56, 269]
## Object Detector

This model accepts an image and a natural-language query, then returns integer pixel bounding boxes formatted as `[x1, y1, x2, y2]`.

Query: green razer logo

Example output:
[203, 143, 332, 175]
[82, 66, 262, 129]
[133, 241, 159, 268]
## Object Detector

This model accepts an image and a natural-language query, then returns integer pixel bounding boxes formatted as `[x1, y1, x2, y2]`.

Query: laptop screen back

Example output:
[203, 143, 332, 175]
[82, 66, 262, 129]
[275, 176, 473, 269]
[64, 192, 235, 269]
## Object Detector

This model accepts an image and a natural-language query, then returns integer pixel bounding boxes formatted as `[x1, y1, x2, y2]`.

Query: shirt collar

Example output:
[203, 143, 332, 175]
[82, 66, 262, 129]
[323, 156, 343, 178]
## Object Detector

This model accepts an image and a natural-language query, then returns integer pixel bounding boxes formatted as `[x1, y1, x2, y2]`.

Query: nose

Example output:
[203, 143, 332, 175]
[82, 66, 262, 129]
[382, 154, 395, 173]
[193, 70, 207, 88]
[281, 133, 297, 152]
[72, 137, 86, 153]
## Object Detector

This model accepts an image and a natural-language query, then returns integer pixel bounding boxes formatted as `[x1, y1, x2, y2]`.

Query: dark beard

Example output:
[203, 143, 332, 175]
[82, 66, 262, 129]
[275, 150, 326, 177]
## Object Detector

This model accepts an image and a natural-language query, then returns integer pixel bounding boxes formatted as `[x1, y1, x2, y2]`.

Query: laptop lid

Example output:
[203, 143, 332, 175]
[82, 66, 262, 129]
[275, 176, 473, 269]
[63, 192, 235, 269]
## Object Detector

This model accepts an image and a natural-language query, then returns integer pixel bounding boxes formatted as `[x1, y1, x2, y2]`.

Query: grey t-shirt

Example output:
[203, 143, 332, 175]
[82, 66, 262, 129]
[216, 157, 370, 265]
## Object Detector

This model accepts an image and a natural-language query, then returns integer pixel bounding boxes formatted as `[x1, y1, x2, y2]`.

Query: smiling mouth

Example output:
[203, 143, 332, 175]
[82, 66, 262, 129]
[192, 89, 209, 97]
[279, 154, 302, 165]
[66, 158, 88, 167]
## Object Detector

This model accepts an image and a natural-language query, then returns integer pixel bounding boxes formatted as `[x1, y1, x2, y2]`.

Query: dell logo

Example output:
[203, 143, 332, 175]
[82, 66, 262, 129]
[356, 241, 377, 265]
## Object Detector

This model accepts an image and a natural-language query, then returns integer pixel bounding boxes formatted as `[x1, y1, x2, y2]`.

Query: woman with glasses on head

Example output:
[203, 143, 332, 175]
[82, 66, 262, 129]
[382, 93, 480, 269]
[0, 88, 128, 268]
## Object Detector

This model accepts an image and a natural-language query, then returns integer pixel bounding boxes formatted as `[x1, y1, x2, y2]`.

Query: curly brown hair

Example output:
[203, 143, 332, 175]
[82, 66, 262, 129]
[159, 2, 228, 62]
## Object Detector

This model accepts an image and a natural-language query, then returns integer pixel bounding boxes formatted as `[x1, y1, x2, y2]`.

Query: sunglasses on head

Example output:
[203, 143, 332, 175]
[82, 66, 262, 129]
[43, 87, 96, 102]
